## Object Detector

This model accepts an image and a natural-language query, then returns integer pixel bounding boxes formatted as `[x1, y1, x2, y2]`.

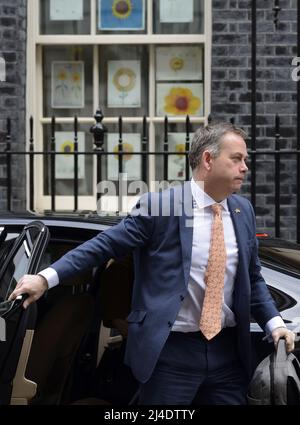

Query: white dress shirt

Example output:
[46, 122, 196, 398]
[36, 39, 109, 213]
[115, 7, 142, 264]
[39, 179, 285, 336]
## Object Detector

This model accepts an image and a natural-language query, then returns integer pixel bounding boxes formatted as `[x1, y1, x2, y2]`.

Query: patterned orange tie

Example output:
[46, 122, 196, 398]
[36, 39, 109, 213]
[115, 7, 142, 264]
[199, 203, 227, 340]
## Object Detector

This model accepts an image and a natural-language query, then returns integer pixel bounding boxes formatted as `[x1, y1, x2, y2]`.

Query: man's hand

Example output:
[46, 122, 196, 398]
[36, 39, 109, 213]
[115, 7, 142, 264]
[271, 327, 295, 353]
[8, 274, 48, 309]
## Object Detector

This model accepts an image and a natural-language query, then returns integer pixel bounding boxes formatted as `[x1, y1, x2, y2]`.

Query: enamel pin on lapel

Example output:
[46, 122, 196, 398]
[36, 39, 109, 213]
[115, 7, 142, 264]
[234, 208, 241, 214]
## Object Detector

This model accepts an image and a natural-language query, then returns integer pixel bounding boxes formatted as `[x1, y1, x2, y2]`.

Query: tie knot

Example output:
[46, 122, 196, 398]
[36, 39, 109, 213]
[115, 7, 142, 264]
[211, 203, 222, 216]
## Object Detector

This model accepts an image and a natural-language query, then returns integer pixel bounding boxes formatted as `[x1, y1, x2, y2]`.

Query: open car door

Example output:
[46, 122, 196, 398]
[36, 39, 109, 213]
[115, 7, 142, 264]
[0, 221, 49, 405]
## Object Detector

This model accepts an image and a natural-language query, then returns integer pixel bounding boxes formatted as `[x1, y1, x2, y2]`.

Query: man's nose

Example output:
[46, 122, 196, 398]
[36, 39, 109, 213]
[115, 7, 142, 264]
[241, 160, 248, 172]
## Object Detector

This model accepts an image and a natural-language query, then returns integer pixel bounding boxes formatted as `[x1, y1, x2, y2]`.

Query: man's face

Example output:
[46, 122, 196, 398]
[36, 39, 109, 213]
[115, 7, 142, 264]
[206, 132, 248, 197]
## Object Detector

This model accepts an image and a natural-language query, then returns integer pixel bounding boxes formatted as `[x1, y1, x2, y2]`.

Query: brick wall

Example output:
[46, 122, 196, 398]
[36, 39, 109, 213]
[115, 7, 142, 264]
[0, 0, 27, 211]
[211, 0, 298, 240]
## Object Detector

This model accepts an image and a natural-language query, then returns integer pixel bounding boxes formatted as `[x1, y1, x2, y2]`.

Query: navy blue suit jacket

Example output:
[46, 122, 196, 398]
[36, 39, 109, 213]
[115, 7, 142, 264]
[51, 182, 280, 383]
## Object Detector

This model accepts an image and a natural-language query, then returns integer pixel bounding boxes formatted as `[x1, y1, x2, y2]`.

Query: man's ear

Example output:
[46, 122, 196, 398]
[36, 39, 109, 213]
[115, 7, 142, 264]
[202, 150, 212, 171]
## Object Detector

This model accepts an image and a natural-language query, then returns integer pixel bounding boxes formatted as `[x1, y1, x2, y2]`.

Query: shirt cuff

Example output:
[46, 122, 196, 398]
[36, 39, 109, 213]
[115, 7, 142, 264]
[38, 267, 59, 289]
[264, 316, 286, 342]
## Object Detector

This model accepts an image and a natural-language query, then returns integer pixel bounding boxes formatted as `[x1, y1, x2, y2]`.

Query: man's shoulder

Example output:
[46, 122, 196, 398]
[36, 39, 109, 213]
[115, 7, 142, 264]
[133, 183, 189, 218]
[228, 193, 254, 213]
[140, 182, 188, 203]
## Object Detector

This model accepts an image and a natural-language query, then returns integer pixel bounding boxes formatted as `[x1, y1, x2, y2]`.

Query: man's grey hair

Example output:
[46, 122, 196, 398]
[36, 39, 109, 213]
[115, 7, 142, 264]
[189, 122, 247, 171]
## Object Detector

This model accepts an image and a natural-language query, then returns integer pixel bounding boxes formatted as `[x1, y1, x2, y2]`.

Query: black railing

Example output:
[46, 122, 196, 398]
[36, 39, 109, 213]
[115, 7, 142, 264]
[2, 113, 300, 242]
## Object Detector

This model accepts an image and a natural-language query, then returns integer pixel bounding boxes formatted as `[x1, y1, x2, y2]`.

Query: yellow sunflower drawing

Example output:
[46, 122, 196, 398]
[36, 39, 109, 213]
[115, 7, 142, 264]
[113, 142, 133, 161]
[175, 143, 185, 157]
[170, 57, 184, 72]
[71, 72, 81, 84]
[60, 140, 74, 156]
[113, 68, 136, 92]
[57, 69, 67, 81]
[164, 87, 201, 115]
[112, 0, 132, 19]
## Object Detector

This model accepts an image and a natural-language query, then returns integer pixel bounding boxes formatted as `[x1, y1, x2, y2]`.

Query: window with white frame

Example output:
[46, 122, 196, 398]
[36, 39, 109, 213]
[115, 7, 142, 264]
[26, 0, 211, 212]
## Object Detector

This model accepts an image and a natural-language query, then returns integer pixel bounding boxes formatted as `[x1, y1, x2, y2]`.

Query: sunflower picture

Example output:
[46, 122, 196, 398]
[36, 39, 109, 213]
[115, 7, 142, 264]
[108, 60, 141, 107]
[55, 132, 85, 179]
[52, 61, 84, 109]
[156, 83, 203, 117]
[99, 0, 145, 31]
[156, 45, 203, 81]
[107, 133, 141, 180]
[167, 133, 193, 180]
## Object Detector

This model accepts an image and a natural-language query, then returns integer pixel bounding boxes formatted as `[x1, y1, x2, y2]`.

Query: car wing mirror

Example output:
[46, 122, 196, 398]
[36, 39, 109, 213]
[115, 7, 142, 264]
[0, 294, 29, 319]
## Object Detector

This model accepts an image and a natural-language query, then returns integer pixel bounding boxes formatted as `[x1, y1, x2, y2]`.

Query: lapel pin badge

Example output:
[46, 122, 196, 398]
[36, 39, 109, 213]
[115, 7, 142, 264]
[235, 208, 241, 214]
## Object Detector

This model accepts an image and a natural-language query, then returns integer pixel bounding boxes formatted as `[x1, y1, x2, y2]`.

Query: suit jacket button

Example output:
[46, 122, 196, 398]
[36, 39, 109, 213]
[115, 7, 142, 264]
[180, 295, 184, 301]
[168, 321, 172, 328]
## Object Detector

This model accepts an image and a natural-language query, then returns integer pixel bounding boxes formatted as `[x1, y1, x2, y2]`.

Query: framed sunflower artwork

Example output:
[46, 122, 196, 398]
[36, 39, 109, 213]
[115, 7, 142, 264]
[107, 60, 141, 108]
[55, 131, 85, 179]
[51, 61, 85, 108]
[98, 0, 145, 31]
[167, 133, 193, 181]
[156, 83, 203, 117]
[107, 133, 141, 180]
[156, 45, 203, 81]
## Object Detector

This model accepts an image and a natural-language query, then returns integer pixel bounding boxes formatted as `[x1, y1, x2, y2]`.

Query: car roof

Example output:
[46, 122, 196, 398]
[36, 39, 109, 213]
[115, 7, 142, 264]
[258, 236, 300, 278]
[0, 211, 123, 230]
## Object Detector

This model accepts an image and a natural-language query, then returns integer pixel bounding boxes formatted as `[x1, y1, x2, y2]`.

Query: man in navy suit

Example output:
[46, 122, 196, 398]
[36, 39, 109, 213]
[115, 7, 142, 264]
[11, 122, 295, 404]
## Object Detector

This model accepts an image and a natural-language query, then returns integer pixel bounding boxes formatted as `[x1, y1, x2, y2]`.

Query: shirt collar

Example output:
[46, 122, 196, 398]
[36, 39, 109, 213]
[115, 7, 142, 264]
[191, 178, 228, 212]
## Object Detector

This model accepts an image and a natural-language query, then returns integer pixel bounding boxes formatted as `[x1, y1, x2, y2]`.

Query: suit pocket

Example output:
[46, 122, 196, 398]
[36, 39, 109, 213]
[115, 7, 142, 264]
[127, 309, 147, 324]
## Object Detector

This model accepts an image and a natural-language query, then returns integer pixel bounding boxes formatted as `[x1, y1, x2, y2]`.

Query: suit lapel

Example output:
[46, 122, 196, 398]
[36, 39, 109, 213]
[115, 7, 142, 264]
[227, 196, 248, 259]
[227, 196, 250, 307]
[179, 182, 194, 287]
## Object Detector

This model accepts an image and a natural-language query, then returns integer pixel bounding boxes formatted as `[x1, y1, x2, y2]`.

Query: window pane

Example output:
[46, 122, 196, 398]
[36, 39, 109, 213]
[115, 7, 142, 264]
[0, 227, 41, 300]
[97, 0, 147, 34]
[153, 0, 204, 34]
[40, 0, 90, 34]
[43, 46, 93, 117]
[155, 44, 204, 117]
[99, 45, 149, 117]
[43, 123, 94, 196]
[155, 122, 199, 182]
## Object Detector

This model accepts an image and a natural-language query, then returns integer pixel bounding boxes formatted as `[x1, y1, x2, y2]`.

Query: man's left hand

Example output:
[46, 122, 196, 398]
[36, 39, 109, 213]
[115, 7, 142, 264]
[271, 327, 295, 353]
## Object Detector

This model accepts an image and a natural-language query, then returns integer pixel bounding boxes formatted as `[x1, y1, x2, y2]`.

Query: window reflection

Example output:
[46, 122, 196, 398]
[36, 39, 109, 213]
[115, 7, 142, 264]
[0, 229, 39, 301]
[153, 0, 204, 34]
[40, 0, 91, 34]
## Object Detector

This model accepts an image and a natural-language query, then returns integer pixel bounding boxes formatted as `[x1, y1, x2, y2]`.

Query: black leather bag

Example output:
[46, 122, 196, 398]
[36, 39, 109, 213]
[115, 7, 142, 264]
[248, 339, 300, 405]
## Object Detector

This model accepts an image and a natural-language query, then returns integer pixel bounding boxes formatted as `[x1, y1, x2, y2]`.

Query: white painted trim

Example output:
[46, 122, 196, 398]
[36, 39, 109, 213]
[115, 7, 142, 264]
[147, 0, 153, 35]
[36, 196, 97, 211]
[36, 34, 205, 45]
[40, 117, 206, 124]
[91, 0, 96, 35]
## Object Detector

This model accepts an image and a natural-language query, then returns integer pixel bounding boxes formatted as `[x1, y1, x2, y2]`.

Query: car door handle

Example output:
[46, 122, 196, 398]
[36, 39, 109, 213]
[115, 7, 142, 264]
[0, 294, 29, 319]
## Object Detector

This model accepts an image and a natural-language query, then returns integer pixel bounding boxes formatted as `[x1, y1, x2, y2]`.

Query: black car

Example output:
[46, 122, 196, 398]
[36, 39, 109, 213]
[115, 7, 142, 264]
[0, 214, 299, 405]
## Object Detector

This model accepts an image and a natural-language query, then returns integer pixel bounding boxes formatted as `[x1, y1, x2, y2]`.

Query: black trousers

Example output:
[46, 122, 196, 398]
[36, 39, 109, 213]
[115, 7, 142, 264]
[139, 327, 248, 405]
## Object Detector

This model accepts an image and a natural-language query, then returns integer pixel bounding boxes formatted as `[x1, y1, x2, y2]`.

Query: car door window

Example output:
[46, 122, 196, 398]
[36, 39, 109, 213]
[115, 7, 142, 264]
[0, 222, 49, 304]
